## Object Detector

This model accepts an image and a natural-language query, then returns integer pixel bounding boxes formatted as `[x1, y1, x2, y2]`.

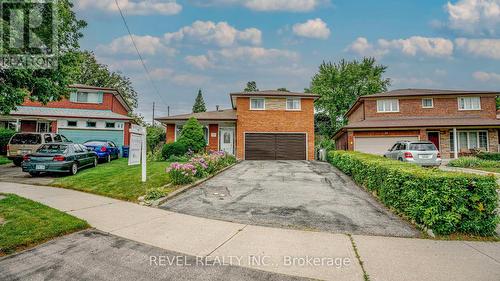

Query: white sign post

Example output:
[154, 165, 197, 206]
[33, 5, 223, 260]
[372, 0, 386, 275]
[129, 124, 147, 182]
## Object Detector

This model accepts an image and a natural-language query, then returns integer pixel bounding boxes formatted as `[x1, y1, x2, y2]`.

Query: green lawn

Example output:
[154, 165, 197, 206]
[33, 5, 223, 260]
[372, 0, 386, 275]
[0, 194, 89, 256]
[51, 158, 173, 201]
[0, 155, 10, 165]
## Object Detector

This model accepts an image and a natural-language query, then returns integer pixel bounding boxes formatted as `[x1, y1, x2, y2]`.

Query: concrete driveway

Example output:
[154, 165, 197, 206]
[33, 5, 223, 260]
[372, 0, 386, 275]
[162, 161, 420, 237]
[0, 163, 56, 185]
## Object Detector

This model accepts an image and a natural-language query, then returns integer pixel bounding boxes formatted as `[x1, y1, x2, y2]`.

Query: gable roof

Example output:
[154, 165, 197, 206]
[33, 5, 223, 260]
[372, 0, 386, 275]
[155, 109, 237, 122]
[69, 84, 133, 112]
[9, 106, 132, 120]
[230, 90, 319, 108]
[345, 88, 500, 118]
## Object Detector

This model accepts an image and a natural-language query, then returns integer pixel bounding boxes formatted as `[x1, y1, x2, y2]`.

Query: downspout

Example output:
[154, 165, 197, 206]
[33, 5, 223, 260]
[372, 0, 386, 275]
[453, 127, 458, 159]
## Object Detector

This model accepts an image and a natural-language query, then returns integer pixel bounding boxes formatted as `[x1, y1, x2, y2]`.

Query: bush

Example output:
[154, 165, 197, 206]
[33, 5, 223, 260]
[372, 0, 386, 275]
[477, 152, 500, 161]
[449, 157, 500, 169]
[0, 128, 15, 155]
[328, 151, 499, 236]
[147, 125, 166, 152]
[166, 163, 197, 185]
[161, 142, 187, 160]
[178, 117, 206, 152]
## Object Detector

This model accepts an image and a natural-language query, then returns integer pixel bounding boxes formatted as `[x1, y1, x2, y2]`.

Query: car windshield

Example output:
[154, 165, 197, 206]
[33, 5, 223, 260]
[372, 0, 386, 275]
[37, 144, 68, 154]
[409, 143, 437, 151]
[10, 134, 42, 145]
[84, 141, 107, 146]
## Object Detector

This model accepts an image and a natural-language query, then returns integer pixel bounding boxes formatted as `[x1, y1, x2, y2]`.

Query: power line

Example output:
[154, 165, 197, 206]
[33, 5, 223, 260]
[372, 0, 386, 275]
[114, 0, 169, 122]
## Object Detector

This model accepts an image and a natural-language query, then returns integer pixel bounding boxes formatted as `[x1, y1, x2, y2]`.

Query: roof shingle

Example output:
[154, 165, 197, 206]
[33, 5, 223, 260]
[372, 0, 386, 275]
[156, 109, 237, 121]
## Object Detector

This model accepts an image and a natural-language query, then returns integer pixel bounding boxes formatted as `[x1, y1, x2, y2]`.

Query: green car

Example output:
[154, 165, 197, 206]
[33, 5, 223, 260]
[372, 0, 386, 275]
[22, 143, 98, 176]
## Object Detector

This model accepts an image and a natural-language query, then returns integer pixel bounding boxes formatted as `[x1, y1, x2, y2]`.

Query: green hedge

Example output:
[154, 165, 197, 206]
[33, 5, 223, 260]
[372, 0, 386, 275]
[477, 152, 500, 161]
[328, 151, 499, 236]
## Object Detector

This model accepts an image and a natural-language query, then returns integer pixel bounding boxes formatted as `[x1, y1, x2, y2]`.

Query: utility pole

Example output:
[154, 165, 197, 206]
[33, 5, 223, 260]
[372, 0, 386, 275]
[152, 102, 155, 125]
[167, 106, 170, 117]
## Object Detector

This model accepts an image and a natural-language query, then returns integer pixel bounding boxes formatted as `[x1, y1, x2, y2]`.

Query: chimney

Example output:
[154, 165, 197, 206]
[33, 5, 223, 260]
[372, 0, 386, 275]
[216, 105, 220, 111]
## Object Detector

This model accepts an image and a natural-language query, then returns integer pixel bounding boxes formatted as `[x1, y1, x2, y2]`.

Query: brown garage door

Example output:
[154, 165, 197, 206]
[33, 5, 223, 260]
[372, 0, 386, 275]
[245, 133, 306, 160]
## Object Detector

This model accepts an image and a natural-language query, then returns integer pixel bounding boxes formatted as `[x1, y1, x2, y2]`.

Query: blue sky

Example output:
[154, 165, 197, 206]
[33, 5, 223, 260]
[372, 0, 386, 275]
[74, 0, 500, 122]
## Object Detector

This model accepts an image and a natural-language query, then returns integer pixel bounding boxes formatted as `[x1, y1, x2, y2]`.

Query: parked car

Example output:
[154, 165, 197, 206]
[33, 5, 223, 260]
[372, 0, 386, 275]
[7, 132, 71, 166]
[384, 140, 442, 167]
[22, 143, 98, 176]
[83, 140, 120, 163]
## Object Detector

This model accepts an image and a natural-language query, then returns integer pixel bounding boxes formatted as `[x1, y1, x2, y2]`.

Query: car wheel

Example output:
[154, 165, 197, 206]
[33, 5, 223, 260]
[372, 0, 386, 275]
[115, 152, 119, 160]
[29, 171, 40, 177]
[13, 159, 22, 166]
[70, 163, 78, 175]
[106, 154, 111, 163]
[398, 158, 404, 162]
[93, 157, 98, 167]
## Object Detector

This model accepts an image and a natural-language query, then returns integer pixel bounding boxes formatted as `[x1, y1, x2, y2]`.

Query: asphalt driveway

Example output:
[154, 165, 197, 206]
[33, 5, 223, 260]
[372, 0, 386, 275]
[162, 161, 420, 237]
[0, 163, 55, 185]
[0, 230, 308, 281]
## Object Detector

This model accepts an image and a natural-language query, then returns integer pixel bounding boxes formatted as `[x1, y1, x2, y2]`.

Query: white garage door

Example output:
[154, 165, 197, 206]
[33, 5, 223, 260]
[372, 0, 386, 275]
[354, 136, 419, 155]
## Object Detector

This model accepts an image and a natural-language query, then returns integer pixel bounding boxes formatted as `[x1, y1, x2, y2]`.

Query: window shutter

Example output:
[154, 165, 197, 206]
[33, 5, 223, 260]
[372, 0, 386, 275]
[69, 92, 77, 102]
[97, 91, 104, 103]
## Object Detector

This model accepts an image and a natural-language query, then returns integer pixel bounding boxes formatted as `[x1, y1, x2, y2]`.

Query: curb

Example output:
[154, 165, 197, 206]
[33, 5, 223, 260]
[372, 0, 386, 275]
[151, 161, 240, 207]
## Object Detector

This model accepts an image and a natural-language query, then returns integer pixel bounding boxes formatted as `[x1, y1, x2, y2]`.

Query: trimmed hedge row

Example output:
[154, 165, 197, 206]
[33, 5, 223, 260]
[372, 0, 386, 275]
[328, 151, 499, 236]
[477, 152, 500, 161]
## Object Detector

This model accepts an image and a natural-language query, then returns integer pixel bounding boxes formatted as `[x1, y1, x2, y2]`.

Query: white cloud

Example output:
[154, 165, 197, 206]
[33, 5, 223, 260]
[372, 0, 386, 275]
[76, 0, 182, 15]
[149, 68, 174, 80]
[164, 21, 261, 47]
[347, 36, 454, 58]
[292, 18, 331, 39]
[215, 46, 299, 62]
[185, 55, 213, 70]
[445, 0, 500, 35]
[473, 71, 500, 82]
[97, 35, 176, 56]
[198, 0, 323, 12]
[455, 38, 500, 59]
[346, 37, 388, 58]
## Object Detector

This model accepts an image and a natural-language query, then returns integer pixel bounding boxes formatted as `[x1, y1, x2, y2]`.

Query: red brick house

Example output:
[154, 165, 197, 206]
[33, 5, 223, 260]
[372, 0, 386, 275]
[333, 89, 500, 159]
[0, 84, 133, 149]
[156, 91, 319, 160]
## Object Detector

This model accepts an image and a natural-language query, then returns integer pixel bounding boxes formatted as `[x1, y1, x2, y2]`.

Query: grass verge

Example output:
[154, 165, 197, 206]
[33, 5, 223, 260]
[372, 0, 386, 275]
[0, 156, 10, 165]
[0, 194, 89, 256]
[51, 158, 173, 202]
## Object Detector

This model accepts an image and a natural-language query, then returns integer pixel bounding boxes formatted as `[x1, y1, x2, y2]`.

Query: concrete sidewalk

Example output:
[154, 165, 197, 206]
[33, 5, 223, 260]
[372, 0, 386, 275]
[1, 182, 499, 281]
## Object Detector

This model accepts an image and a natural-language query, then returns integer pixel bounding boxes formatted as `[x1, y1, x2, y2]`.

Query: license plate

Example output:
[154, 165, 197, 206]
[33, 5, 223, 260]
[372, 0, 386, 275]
[18, 150, 30, 155]
[419, 155, 432, 159]
[35, 164, 46, 170]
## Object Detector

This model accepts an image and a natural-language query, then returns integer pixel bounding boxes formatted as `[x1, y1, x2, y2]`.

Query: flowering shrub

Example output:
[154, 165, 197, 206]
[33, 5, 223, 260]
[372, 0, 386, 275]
[166, 151, 237, 185]
[166, 163, 197, 185]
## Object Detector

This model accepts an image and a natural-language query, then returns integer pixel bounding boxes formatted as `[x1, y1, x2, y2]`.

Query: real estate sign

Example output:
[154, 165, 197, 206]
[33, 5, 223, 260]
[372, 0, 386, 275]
[128, 124, 147, 182]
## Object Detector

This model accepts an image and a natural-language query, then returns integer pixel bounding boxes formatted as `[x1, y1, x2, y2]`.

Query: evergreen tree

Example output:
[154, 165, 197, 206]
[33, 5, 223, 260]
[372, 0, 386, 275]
[192, 89, 207, 113]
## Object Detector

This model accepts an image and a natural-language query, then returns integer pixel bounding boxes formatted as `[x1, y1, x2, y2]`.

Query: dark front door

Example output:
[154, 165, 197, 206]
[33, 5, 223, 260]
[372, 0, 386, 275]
[427, 132, 440, 150]
[245, 133, 306, 160]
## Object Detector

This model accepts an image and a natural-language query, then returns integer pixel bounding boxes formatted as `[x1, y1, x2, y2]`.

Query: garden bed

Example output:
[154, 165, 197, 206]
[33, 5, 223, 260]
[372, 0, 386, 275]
[0, 194, 89, 256]
[0, 156, 10, 165]
[328, 151, 499, 236]
[448, 157, 500, 174]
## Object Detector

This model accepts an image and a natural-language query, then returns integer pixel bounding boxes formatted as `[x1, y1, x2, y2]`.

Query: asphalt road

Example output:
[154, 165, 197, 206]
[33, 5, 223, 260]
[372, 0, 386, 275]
[0, 163, 55, 185]
[162, 161, 420, 237]
[0, 229, 310, 281]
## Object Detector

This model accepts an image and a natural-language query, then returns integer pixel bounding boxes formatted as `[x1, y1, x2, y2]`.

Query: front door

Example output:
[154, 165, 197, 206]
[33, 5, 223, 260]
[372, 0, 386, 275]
[428, 132, 440, 150]
[220, 128, 234, 155]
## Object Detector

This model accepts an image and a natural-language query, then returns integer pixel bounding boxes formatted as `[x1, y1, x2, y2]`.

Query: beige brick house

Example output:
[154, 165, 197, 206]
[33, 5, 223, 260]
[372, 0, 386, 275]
[156, 91, 318, 160]
[333, 89, 500, 159]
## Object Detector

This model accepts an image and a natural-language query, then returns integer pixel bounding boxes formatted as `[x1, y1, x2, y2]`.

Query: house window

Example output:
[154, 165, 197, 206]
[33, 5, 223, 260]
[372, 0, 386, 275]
[105, 122, 115, 128]
[376, 99, 399, 112]
[86, 121, 96, 128]
[286, 98, 301, 110]
[458, 97, 481, 110]
[203, 127, 209, 144]
[67, 121, 77, 127]
[175, 125, 183, 141]
[422, 98, 433, 108]
[450, 131, 488, 151]
[250, 98, 265, 110]
[70, 91, 103, 104]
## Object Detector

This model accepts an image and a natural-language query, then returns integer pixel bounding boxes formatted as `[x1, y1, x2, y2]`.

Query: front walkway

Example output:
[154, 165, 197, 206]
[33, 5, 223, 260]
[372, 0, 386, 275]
[1, 182, 499, 281]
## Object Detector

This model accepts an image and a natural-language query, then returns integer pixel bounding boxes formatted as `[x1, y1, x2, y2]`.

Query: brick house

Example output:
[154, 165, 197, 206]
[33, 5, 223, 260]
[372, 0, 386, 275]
[333, 89, 500, 159]
[156, 91, 319, 160]
[0, 84, 133, 149]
